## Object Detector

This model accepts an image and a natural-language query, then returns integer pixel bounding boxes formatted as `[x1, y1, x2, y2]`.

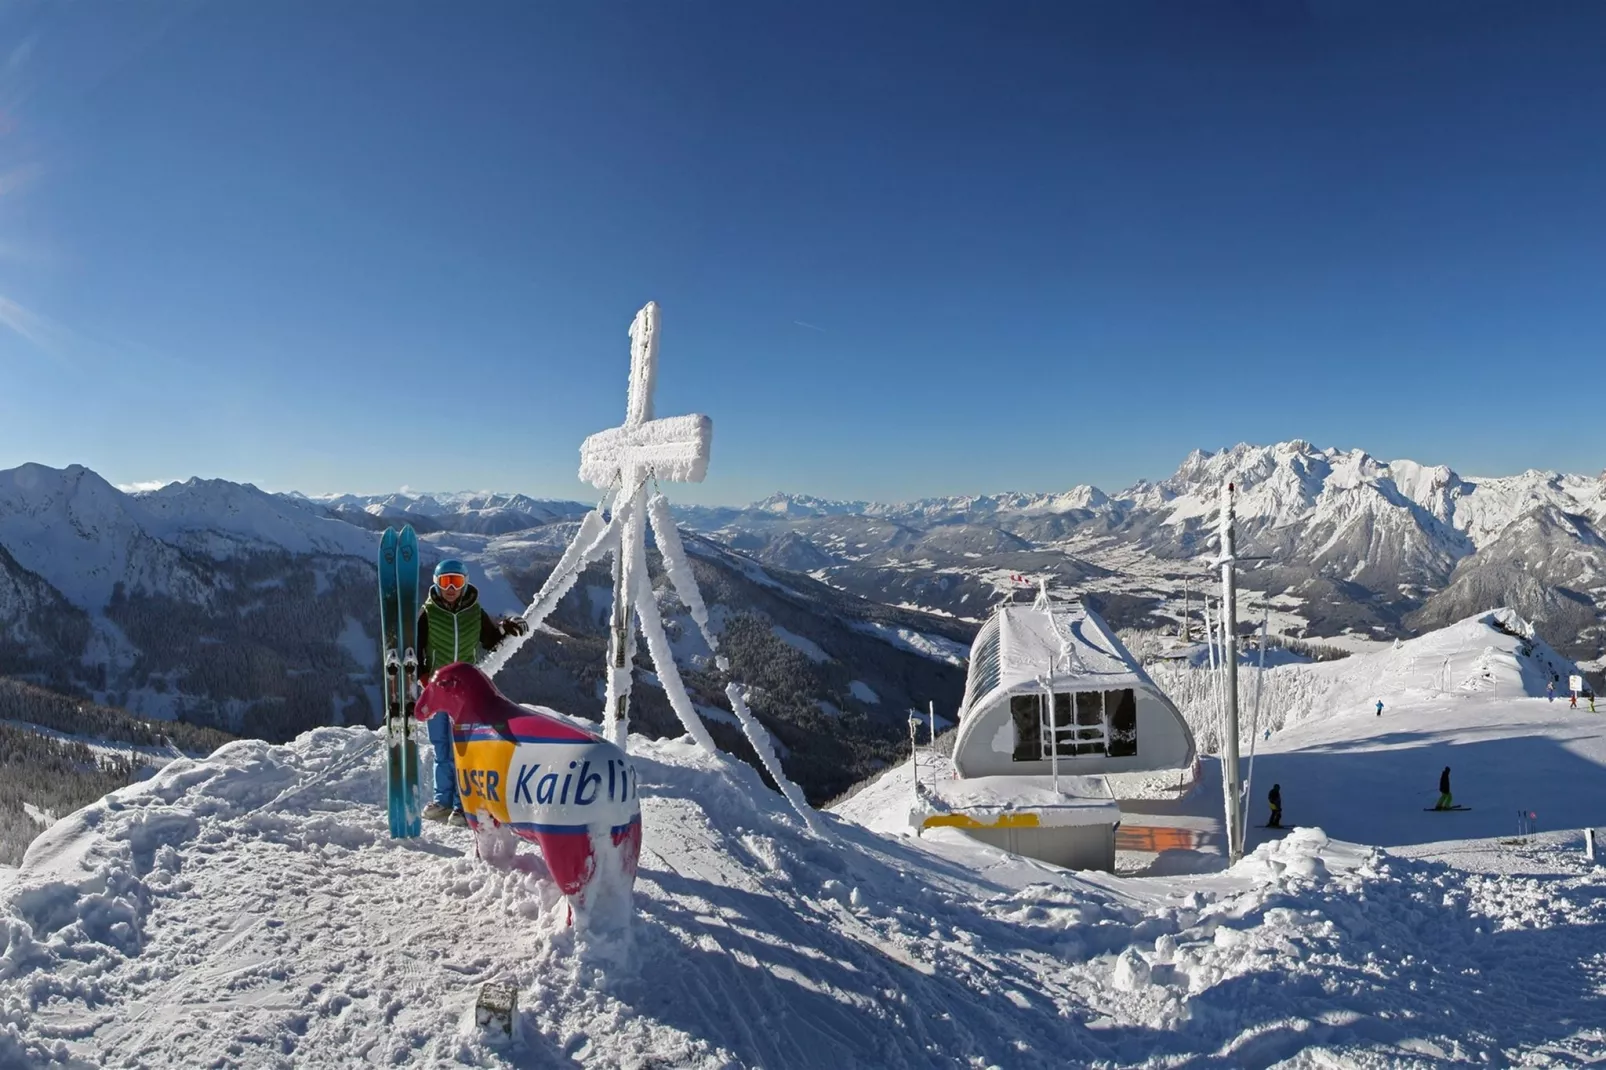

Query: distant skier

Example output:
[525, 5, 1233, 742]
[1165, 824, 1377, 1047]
[1375, 699, 1384, 717]
[1434, 766, 1453, 810]
[1570, 691, 1578, 709]
[417, 559, 528, 825]
[1267, 784, 1282, 828]
[1548, 679, 1556, 703]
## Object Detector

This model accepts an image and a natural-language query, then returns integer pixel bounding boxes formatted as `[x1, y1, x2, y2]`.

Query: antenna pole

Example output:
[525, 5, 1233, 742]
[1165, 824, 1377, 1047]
[909, 716, 922, 799]
[1219, 483, 1245, 864]
[1049, 683, 1060, 794]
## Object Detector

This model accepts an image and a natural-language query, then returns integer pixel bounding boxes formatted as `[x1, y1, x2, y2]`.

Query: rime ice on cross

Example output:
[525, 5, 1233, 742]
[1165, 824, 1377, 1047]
[476, 302, 832, 836]
[578, 303, 712, 748]
[479, 302, 715, 751]
[577, 303, 711, 492]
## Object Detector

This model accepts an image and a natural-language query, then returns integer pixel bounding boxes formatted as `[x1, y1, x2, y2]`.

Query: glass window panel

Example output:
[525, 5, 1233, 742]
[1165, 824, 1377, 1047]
[1106, 689, 1137, 757]
[1010, 693, 1041, 761]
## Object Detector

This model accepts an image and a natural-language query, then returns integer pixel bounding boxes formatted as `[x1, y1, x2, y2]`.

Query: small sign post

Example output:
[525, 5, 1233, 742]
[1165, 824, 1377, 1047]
[476, 981, 518, 1042]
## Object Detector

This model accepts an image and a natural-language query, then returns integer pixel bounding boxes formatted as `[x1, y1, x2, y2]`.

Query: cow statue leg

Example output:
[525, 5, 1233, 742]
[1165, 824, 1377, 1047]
[471, 815, 521, 869]
[417, 664, 645, 924]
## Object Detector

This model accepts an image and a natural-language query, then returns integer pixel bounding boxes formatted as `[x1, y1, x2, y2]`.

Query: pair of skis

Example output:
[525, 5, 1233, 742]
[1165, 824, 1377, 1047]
[378, 526, 422, 838]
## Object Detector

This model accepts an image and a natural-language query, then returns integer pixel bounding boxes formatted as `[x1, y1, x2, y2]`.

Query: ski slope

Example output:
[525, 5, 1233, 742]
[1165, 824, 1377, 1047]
[1201, 610, 1606, 851]
[4, 651, 1606, 1067]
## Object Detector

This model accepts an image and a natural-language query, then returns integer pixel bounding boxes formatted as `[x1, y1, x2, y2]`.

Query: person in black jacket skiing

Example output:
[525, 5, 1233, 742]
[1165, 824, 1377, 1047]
[1435, 766, 1453, 810]
[1267, 784, 1282, 828]
[417, 559, 528, 825]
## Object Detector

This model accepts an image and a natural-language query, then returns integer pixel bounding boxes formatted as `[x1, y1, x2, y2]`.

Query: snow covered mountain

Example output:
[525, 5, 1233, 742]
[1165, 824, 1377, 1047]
[0, 464, 214, 609]
[0, 463, 972, 801]
[4, 437, 1603, 791]
[0, 464, 383, 731]
[678, 441, 1606, 660]
[0, 540, 92, 681]
[137, 477, 377, 559]
[306, 490, 593, 536]
[4, 608, 1605, 1067]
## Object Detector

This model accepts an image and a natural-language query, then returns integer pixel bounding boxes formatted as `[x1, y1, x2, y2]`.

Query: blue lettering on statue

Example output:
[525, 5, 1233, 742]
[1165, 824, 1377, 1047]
[515, 763, 540, 805]
[575, 760, 602, 806]
[536, 771, 559, 805]
[484, 769, 500, 803]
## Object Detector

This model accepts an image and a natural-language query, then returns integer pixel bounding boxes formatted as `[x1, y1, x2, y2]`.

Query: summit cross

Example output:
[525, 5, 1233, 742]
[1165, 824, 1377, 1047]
[578, 302, 711, 494]
[475, 301, 830, 837]
[577, 302, 712, 747]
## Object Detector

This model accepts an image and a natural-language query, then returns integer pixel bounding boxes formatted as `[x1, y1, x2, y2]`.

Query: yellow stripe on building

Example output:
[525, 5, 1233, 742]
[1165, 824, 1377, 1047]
[922, 811, 1042, 830]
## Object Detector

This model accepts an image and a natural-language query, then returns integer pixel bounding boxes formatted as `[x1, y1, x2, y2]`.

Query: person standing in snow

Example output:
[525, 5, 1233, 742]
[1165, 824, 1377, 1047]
[1267, 784, 1282, 828]
[1434, 766, 1453, 810]
[417, 559, 528, 825]
[1548, 679, 1556, 702]
[1375, 699, 1384, 717]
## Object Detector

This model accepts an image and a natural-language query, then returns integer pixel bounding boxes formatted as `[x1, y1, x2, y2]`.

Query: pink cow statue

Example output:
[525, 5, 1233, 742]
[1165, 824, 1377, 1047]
[415, 663, 642, 912]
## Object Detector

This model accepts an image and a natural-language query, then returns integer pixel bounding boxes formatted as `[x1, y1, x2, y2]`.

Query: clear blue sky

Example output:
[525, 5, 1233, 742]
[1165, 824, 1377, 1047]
[1, 1, 1603, 505]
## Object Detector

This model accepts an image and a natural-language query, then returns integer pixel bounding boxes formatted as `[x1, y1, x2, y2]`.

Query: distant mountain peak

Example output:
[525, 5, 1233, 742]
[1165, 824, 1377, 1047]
[751, 492, 869, 518]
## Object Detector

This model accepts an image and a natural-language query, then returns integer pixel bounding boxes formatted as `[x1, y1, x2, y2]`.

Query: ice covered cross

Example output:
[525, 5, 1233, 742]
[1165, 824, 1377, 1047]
[478, 300, 829, 838]
[574, 301, 717, 753]
[578, 302, 712, 492]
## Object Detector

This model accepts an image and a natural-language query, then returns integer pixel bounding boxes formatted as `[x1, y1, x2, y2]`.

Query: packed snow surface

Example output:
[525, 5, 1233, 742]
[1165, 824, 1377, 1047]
[5, 655, 1606, 1068]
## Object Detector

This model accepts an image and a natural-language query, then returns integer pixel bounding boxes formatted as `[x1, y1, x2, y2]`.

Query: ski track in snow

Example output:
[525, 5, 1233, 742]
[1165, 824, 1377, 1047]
[4, 686, 1606, 1065]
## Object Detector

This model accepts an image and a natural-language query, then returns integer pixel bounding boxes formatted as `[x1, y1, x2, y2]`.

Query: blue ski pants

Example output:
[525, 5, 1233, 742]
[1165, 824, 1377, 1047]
[427, 712, 459, 808]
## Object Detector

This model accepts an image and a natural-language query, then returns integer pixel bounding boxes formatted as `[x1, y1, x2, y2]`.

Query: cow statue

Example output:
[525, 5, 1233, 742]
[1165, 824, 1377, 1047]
[415, 663, 642, 913]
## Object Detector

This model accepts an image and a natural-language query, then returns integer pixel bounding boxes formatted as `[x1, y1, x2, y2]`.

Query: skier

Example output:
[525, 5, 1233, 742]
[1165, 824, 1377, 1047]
[1267, 784, 1282, 828]
[1548, 679, 1556, 702]
[417, 559, 528, 825]
[1570, 691, 1578, 709]
[1434, 766, 1453, 810]
[1375, 699, 1384, 717]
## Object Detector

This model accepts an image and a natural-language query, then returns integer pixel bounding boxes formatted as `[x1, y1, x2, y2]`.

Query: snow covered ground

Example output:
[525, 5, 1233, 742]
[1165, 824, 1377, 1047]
[3, 613, 1606, 1066]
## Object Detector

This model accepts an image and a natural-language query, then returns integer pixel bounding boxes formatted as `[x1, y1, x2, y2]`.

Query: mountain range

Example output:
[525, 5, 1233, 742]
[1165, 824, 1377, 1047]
[0, 440, 1601, 800]
[0, 463, 970, 802]
[677, 440, 1606, 664]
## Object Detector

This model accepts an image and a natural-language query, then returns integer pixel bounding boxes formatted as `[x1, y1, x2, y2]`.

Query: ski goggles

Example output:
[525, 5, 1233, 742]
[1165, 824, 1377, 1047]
[436, 574, 467, 591]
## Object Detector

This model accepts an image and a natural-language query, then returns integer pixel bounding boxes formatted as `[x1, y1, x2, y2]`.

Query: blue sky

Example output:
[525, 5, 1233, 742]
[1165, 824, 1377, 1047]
[1, 2, 1603, 506]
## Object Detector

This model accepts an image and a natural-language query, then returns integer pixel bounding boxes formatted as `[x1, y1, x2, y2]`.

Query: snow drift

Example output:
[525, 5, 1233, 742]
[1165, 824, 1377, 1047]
[3, 704, 1606, 1065]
